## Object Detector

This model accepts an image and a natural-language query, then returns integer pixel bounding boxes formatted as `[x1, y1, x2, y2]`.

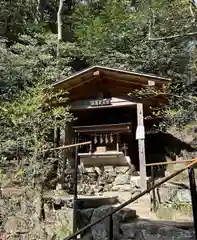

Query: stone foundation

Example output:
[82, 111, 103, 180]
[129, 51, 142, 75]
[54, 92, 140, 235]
[76, 165, 142, 196]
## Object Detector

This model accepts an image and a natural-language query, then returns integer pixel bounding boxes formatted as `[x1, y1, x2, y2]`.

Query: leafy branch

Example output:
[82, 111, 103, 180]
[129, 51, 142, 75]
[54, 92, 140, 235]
[128, 88, 197, 106]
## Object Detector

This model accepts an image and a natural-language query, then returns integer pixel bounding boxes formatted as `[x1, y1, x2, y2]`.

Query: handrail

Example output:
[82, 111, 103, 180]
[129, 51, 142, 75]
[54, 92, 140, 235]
[41, 141, 91, 152]
[147, 158, 196, 214]
[146, 159, 193, 167]
[65, 158, 197, 240]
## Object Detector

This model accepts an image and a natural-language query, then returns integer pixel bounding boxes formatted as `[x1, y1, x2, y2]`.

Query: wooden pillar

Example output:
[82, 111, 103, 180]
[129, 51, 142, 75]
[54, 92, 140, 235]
[136, 103, 147, 190]
[61, 127, 67, 188]
[54, 127, 60, 154]
[53, 126, 61, 189]
[63, 123, 74, 169]
[53, 126, 60, 165]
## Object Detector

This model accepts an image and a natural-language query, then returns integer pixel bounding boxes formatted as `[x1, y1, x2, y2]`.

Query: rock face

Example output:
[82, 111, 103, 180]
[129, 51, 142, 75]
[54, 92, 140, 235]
[77, 208, 95, 229]
[175, 189, 191, 203]
[135, 220, 194, 240]
[149, 181, 193, 205]
[114, 172, 130, 185]
[91, 206, 120, 240]
[154, 184, 178, 204]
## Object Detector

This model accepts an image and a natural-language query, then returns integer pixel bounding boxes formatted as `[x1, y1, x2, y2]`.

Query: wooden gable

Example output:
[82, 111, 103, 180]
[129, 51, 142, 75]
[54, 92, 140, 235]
[52, 66, 170, 107]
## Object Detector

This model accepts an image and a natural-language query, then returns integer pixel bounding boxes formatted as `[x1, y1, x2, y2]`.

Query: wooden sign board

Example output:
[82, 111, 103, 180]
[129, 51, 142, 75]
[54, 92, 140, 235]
[90, 99, 111, 107]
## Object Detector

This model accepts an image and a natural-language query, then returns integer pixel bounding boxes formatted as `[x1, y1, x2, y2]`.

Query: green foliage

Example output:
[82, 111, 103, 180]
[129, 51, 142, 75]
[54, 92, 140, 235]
[0, 31, 82, 101]
[74, 0, 197, 129]
[55, 218, 72, 240]
[0, 85, 72, 183]
[74, 0, 195, 71]
[156, 200, 192, 220]
[0, 168, 5, 182]
[0, 0, 36, 44]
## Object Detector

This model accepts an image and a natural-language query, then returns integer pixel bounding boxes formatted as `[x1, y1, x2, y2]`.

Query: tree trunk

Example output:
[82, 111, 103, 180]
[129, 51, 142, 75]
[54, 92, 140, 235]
[57, 0, 64, 59]
[37, 0, 47, 22]
[34, 184, 45, 227]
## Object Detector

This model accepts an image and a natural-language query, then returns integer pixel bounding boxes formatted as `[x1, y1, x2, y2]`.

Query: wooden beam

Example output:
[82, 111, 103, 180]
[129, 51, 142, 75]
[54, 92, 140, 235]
[99, 83, 141, 92]
[73, 122, 132, 133]
[136, 103, 147, 190]
[69, 86, 136, 101]
[103, 76, 148, 88]
[65, 76, 96, 91]
[104, 76, 163, 88]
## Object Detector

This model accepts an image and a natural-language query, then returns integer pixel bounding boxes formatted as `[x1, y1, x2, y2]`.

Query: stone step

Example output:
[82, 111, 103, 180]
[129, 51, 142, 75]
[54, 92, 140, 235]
[76, 196, 119, 209]
[78, 206, 194, 240]
[119, 219, 195, 240]
[136, 218, 194, 229]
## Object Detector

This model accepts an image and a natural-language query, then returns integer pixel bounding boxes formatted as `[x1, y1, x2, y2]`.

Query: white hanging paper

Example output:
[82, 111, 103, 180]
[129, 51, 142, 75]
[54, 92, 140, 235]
[105, 134, 108, 143]
[94, 134, 97, 144]
[136, 126, 145, 140]
[110, 133, 113, 143]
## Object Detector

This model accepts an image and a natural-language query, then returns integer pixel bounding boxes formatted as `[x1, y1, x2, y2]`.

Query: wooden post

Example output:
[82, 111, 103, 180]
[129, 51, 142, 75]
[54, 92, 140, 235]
[60, 123, 73, 189]
[72, 145, 79, 238]
[65, 123, 74, 168]
[136, 103, 147, 190]
[54, 126, 60, 155]
[116, 134, 120, 152]
[61, 126, 67, 189]
[53, 126, 61, 189]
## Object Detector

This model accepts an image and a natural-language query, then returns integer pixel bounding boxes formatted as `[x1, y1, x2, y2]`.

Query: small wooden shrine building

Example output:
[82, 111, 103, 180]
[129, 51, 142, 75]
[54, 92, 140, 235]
[52, 66, 170, 189]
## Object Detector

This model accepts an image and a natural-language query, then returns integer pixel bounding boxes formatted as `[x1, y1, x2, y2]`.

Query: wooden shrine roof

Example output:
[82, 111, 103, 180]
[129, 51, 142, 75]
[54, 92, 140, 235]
[52, 66, 170, 91]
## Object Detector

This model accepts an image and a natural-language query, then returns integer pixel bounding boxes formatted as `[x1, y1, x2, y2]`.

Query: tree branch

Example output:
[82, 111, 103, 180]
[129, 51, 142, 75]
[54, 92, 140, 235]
[148, 31, 197, 41]
[148, 7, 197, 41]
